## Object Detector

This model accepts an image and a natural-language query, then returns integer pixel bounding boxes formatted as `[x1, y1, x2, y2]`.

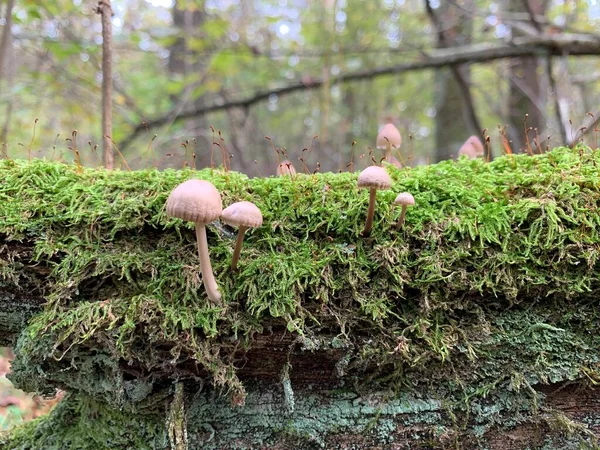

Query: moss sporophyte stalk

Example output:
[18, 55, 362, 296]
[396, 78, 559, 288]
[2, 147, 600, 448]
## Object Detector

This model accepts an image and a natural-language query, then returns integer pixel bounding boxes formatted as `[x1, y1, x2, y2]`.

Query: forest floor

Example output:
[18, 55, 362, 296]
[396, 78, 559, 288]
[0, 349, 62, 431]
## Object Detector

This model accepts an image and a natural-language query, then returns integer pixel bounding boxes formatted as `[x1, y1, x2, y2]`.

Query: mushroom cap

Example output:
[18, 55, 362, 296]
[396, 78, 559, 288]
[166, 179, 222, 224]
[277, 160, 297, 176]
[358, 166, 392, 190]
[394, 192, 415, 206]
[385, 155, 403, 169]
[376, 123, 402, 149]
[221, 201, 263, 228]
[458, 135, 484, 158]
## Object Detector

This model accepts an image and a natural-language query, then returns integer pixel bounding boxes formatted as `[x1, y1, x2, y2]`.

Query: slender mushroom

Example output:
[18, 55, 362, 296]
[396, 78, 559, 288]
[358, 166, 392, 236]
[458, 135, 484, 159]
[277, 160, 297, 176]
[221, 201, 263, 270]
[166, 179, 223, 303]
[376, 123, 402, 168]
[394, 192, 415, 229]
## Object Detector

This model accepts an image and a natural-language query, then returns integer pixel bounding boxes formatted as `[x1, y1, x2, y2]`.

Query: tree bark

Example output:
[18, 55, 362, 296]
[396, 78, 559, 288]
[97, 0, 114, 169]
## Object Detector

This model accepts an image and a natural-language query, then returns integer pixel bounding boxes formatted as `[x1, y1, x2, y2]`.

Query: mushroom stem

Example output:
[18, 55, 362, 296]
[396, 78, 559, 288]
[386, 141, 392, 162]
[195, 224, 221, 304]
[363, 188, 377, 236]
[396, 205, 408, 229]
[231, 225, 248, 270]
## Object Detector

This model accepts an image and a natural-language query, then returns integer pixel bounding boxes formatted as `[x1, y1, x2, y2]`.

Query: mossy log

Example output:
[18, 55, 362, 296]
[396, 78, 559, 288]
[1, 148, 600, 448]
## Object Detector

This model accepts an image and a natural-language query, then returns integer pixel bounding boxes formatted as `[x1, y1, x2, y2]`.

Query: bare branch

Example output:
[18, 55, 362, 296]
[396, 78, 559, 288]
[119, 32, 600, 150]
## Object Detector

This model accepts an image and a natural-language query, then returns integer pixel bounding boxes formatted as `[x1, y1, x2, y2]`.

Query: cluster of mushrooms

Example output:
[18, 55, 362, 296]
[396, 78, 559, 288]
[165, 179, 263, 303]
[359, 122, 414, 236]
[165, 121, 421, 303]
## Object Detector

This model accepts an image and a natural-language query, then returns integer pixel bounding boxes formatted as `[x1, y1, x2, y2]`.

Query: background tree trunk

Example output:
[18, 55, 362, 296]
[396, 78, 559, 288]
[425, 0, 481, 162]
[506, 0, 548, 152]
[166, 0, 211, 170]
[0, 0, 15, 144]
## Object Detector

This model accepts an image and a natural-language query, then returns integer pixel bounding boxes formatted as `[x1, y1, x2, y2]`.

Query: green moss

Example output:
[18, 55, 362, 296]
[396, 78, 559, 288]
[2, 147, 600, 447]
[0, 394, 164, 449]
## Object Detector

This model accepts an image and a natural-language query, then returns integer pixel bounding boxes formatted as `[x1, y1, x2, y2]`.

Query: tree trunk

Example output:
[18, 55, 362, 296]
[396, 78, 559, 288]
[506, 0, 548, 152]
[97, 0, 114, 169]
[165, 0, 211, 170]
[0, 0, 15, 143]
[0, 0, 15, 88]
[426, 0, 481, 162]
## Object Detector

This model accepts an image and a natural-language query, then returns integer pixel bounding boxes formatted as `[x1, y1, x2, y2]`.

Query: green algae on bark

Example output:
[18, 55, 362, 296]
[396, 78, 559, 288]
[1, 147, 600, 447]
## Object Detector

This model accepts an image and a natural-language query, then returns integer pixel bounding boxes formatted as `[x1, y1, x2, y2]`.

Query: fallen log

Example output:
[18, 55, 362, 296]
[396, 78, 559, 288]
[1, 148, 600, 448]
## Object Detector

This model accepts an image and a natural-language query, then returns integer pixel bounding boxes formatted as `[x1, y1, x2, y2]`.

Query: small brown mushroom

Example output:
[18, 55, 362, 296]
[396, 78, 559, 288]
[166, 179, 223, 303]
[458, 136, 485, 159]
[358, 166, 392, 236]
[376, 123, 402, 168]
[277, 160, 297, 176]
[221, 201, 263, 270]
[394, 192, 415, 229]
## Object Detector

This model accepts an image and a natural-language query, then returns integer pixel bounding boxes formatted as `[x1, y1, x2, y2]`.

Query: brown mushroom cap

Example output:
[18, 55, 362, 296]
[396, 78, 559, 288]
[376, 123, 402, 149]
[221, 201, 263, 229]
[166, 179, 222, 223]
[358, 166, 392, 190]
[394, 192, 415, 206]
[277, 160, 297, 176]
[458, 136, 485, 159]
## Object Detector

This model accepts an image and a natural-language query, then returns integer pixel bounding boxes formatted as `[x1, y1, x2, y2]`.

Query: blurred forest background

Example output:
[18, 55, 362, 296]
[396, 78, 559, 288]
[1, 0, 600, 431]
[0, 0, 599, 174]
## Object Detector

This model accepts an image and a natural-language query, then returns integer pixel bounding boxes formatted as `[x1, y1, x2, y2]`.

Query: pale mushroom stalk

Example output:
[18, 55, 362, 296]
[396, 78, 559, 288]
[195, 225, 221, 303]
[396, 205, 408, 229]
[231, 225, 248, 270]
[393, 192, 415, 230]
[221, 201, 263, 270]
[358, 166, 392, 237]
[166, 179, 223, 304]
[364, 189, 377, 236]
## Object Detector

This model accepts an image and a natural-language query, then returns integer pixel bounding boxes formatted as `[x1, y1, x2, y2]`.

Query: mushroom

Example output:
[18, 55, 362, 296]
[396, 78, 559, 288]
[357, 166, 392, 236]
[277, 160, 297, 176]
[166, 179, 223, 303]
[221, 201, 263, 270]
[376, 123, 402, 168]
[458, 135, 484, 159]
[394, 192, 415, 229]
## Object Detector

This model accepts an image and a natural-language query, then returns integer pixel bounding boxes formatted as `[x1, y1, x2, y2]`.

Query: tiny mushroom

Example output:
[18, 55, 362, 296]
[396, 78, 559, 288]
[357, 165, 392, 236]
[394, 192, 415, 229]
[221, 201, 263, 270]
[166, 179, 223, 304]
[277, 160, 297, 176]
[376, 123, 402, 168]
[458, 135, 485, 159]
